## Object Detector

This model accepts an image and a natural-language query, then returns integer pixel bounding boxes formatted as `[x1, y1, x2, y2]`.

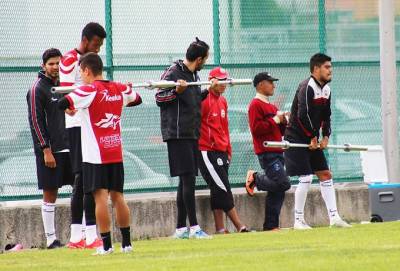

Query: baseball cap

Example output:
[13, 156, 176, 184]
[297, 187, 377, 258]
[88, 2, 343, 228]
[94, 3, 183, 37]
[253, 72, 279, 87]
[208, 67, 229, 80]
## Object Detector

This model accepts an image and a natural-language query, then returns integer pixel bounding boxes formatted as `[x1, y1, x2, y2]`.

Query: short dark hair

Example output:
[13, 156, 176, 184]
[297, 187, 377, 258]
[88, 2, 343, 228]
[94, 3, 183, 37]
[310, 53, 331, 73]
[81, 22, 106, 41]
[185, 37, 209, 61]
[79, 52, 103, 76]
[42, 48, 62, 64]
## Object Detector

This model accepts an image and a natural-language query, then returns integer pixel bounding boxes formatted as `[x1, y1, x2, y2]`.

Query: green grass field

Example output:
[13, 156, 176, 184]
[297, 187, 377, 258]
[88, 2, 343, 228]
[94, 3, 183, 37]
[1, 222, 400, 271]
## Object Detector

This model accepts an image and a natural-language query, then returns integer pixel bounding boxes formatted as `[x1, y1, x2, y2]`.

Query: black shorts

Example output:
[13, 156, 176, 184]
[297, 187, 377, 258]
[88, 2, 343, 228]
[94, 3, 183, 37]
[68, 127, 82, 174]
[284, 147, 329, 176]
[167, 139, 199, 177]
[198, 151, 234, 212]
[36, 152, 74, 190]
[82, 162, 124, 193]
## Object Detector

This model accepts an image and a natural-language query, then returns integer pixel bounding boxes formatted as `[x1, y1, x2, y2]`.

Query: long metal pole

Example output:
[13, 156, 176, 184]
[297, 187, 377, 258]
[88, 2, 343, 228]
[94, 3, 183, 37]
[379, 0, 399, 182]
[212, 0, 221, 65]
[318, 0, 327, 54]
[105, 0, 114, 80]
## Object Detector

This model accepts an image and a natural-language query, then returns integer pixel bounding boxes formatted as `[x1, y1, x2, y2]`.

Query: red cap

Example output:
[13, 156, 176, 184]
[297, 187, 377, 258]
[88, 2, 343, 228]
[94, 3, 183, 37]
[208, 67, 229, 80]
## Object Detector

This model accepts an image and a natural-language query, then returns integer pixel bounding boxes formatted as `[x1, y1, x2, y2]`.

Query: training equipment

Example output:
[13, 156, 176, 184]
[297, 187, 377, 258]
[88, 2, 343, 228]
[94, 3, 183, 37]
[369, 183, 400, 223]
[263, 140, 370, 152]
[51, 78, 253, 94]
[52, 79, 252, 93]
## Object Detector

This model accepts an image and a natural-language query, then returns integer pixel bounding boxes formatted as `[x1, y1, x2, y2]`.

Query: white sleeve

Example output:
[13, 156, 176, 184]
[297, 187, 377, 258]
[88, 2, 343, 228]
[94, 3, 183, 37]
[122, 85, 139, 106]
[66, 87, 96, 110]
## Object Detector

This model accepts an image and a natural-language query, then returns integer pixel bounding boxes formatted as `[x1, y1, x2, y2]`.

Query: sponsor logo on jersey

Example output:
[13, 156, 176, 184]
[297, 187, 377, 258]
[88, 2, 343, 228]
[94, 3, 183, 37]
[99, 89, 122, 103]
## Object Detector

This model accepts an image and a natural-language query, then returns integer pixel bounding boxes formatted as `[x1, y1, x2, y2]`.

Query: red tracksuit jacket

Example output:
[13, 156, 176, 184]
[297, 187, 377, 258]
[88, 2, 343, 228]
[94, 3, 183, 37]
[198, 91, 232, 157]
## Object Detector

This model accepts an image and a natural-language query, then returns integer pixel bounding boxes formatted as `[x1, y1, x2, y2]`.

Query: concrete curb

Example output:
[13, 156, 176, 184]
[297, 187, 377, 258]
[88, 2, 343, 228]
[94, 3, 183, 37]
[0, 183, 369, 250]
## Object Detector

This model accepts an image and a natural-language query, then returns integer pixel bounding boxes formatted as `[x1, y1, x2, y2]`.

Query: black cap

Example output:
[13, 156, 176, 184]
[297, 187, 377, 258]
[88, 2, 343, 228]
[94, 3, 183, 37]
[253, 72, 279, 87]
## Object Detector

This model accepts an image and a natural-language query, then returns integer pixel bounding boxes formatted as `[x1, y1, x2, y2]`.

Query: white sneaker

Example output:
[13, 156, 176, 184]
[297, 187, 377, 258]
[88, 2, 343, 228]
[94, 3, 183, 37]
[121, 245, 133, 253]
[293, 220, 312, 230]
[172, 228, 189, 239]
[330, 217, 352, 228]
[189, 229, 212, 239]
[92, 247, 114, 256]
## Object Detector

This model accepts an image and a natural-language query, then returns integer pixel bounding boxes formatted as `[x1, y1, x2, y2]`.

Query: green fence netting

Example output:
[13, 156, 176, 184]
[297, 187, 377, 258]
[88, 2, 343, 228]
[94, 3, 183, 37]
[1, 0, 399, 200]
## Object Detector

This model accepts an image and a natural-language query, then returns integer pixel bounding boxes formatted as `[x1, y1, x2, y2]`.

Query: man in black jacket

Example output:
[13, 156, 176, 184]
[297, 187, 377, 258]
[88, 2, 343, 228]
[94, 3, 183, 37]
[27, 48, 74, 248]
[155, 38, 216, 239]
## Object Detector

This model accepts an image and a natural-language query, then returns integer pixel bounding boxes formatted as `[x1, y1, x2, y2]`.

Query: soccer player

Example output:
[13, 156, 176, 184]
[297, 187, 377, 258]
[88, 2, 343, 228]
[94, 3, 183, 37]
[59, 22, 106, 248]
[198, 67, 248, 234]
[155, 38, 217, 239]
[27, 48, 74, 249]
[58, 53, 142, 255]
[245, 72, 291, 231]
[284, 53, 351, 229]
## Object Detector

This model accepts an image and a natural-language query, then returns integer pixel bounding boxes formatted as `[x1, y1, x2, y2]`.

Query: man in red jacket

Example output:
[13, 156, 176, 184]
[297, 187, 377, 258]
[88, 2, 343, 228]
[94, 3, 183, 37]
[198, 67, 248, 234]
[246, 72, 291, 231]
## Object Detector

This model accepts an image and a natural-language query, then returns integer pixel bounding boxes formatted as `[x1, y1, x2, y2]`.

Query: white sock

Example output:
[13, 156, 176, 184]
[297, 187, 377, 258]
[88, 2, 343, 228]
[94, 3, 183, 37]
[295, 175, 313, 222]
[70, 224, 82, 243]
[190, 225, 201, 234]
[85, 225, 98, 245]
[81, 214, 86, 239]
[320, 179, 339, 222]
[41, 202, 56, 246]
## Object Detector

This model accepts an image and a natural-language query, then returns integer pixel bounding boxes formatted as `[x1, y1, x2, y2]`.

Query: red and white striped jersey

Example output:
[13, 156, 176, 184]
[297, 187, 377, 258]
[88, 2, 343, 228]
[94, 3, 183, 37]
[65, 80, 140, 164]
[59, 49, 82, 128]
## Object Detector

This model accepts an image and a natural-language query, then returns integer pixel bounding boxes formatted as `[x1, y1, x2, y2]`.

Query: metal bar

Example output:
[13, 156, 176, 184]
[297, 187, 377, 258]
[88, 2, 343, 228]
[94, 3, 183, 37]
[51, 78, 253, 94]
[379, 0, 400, 182]
[263, 141, 370, 152]
[318, 0, 327, 54]
[105, 0, 114, 80]
[212, 0, 221, 65]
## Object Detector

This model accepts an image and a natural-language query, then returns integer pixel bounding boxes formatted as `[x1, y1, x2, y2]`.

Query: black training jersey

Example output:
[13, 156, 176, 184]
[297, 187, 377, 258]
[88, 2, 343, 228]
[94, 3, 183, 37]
[284, 76, 331, 143]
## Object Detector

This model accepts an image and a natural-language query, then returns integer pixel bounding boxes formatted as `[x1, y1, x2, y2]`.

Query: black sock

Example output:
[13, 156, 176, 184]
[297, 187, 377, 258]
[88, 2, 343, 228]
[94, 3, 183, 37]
[120, 227, 131, 248]
[100, 232, 112, 251]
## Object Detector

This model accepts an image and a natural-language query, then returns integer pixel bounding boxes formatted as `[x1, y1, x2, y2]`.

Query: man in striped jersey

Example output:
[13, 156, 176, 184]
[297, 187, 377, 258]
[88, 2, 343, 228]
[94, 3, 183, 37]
[27, 48, 73, 249]
[284, 53, 351, 229]
[59, 22, 106, 249]
[58, 53, 142, 255]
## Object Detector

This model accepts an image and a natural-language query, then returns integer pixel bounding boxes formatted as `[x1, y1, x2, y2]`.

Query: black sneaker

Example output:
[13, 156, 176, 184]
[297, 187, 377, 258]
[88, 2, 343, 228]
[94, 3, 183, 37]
[47, 239, 63, 249]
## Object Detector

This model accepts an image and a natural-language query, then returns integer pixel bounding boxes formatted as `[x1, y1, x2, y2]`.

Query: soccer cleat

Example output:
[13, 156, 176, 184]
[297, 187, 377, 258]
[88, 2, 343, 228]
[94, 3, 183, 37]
[66, 239, 86, 249]
[47, 239, 63, 249]
[92, 247, 114, 256]
[293, 220, 312, 230]
[172, 228, 189, 239]
[330, 217, 352, 228]
[189, 229, 212, 239]
[85, 238, 103, 249]
[121, 245, 133, 253]
[239, 226, 249, 233]
[245, 170, 256, 196]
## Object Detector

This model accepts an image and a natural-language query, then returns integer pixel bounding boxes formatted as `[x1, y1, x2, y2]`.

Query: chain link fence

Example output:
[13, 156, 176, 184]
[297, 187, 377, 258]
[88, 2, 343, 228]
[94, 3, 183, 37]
[1, 0, 399, 200]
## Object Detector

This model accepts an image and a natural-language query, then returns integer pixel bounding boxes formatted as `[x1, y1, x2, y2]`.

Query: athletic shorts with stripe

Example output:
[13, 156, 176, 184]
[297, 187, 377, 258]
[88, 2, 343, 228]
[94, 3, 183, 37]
[198, 150, 234, 212]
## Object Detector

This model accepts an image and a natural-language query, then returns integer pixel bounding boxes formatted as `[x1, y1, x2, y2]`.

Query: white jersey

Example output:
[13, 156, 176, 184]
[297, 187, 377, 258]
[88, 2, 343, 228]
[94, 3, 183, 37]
[59, 49, 82, 128]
